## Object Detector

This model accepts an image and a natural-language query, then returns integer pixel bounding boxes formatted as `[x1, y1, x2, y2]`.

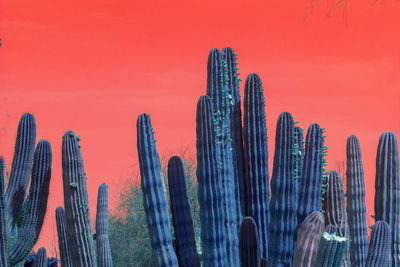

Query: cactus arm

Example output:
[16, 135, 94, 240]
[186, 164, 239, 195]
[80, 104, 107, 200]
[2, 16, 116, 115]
[5, 113, 36, 231]
[239, 217, 260, 267]
[62, 131, 96, 267]
[9, 140, 52, 265]
[366, 221, 391, 267]
[56, 206, 72, 267]
[167, 156, 200, 267]
[268, 111, 298, 266]
[196, 96, 228, 267]
[137, 114, 178, 267]
[292, 211, 324, 267]
[243, 73, 270, 259]
[95, 183, 112, 267]
[374, 132, 400, 266]
[0, 158, 8, 267]
[34, 247, 47, 267]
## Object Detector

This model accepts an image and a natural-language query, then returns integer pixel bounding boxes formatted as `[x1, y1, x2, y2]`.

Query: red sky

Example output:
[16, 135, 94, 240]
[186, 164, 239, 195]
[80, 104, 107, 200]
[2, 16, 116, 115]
[1, 0, 399, 257]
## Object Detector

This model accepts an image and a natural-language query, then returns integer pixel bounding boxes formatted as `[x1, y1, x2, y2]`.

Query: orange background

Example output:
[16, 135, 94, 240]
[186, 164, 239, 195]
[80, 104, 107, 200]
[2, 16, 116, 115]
[1, 0, 399, 257]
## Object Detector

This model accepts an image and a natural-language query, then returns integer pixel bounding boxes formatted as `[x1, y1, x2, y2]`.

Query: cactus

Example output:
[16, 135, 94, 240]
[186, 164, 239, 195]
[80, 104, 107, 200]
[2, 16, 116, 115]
[0, 158, 8, 267]
[239, 217, 260, 267]
[294, 126, 305, 205]
[268, 111, 298, 266]
[196, 95, 228, 267]
[96, 183, 112, 267]
[292, 211, 324, 267]
[366, 220, 391, 267]
[167, 156, 200, 267]
[297, 123, 326, 228]
[55, 207, 71, 267]
[374, 132, 400, 266]
[314, 232, 348, 267]
[346, 135, 368, 266]
[33, 248, 47, 267]
[62, 130, 96, 266]
[206, 48, 239, 266]
[243, 73, 270, 259]
[137, 114, 178, 267]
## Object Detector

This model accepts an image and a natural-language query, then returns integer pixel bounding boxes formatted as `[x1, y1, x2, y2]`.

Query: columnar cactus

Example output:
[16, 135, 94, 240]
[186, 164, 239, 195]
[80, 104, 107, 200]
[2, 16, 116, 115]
[196, 95, 228, 267]
[268, 111, 298, 266]
[62, 131, 96, 266]
[96, 183, 112, 267]
[314, 232, 348, 267]
[243, 73, 270, 259]
[0, 158, 8, 267]
[167, 156, 200, 267]
[33, 247, 47, 267]
[239, 217, 260, 267]
[366, 220, 391, 267]
[137, 114, 178, 267]
[346, 135, 368, 266]
[206, 48, 239, 266]
[294, 126, 305, 204]
[374, 132, 399, 266]
[55, 206, 71, 267]
[292, 211, 325, 267]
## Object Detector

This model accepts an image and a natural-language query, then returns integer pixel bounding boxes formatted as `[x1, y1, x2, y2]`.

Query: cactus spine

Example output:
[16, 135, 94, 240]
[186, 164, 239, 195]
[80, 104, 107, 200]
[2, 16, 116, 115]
[56, 206, 71, 267]
[243, 73, 270, 259]
[366, 220, 391, 267]
[346, 135, 368, 266]
[239, 217, 260, 267]
[137, 114, 178, 267]
[167, 156, 200, 267]
[96, 183, 112, 267]
[374, 132, 400, 266]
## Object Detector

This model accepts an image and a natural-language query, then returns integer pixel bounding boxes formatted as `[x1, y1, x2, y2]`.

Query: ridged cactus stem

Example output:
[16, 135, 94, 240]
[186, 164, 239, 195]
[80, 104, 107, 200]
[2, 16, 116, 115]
[346, 135, 368, 266]
[0, 158, 8, 267]
[62, 131, 96, 267]
[137, 114, 178, 267]
[294, 126, 305, 205]
[243, 73, 269, 259]
[5, 113, 36, 231]
[268, 111, 298, 266]
[167, 156, 200, 267]
[374, 132, 400, 266]
[314, 232, 348, 267]
[34, 247, 47, 267]
[56, 206, 72, 267]
[292, 211, 324, 267]
[239, 217, 260, 267]
[96, 183, 112, 267]
[9, 140, 52, 265]
[196, 95, 228, 267]
[366, 221, 391, 267]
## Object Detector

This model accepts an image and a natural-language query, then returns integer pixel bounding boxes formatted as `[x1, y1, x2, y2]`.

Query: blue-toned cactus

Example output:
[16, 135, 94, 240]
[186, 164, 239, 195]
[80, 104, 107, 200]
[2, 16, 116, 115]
[137, 114, 178, 267]
[167, 156, 200, 267]
[62, 130, 96, 267]
[297, 123, 326, 228]
[55, 206, 71, 267]
[206, 48, 239, 266]
[0, 158, 8, 267]
[294, 126, 305, 204]
[196, 95, 228, 267]
[239, 217, 260, 267]
[243, 73, 270, 259]
[292, 211, 324, 267]
[314, 232, 348, 267]
[221, 47, 246, 223]
[374, 132, 399, 266]
[366, 220, 391, 267]
[96, 183, 112, 267]
[325, 225, 338, 234]
[268, 111, 298, 266]
[346, 135, 368, 266]
[33, 247, 47, 267]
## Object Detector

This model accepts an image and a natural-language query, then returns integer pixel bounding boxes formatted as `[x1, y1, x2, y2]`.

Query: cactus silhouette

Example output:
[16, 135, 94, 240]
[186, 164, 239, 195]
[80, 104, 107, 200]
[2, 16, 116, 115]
[96, 183, 112, 267]
[33, 247, 47, 267]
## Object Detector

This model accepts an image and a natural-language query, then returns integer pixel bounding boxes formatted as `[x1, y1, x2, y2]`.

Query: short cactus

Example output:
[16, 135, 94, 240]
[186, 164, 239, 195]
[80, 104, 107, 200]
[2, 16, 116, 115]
[96, 183, 112, 267]
[366, 220, 391, 267]
[239, 217, 260, 267]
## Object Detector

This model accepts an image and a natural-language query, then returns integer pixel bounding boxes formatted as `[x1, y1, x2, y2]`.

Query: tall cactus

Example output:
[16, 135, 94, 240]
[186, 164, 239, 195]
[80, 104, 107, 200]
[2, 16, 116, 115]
[0, 158, 8, 267]
[366, 220, 391, 267]
[137, 114, 178, 267]
[374, 132, 400, 266]
[346, 135, 368, 266]
[196, 95, 228, 267]
[167, 156, 200, 267]
[96, 183, 112, 267]
[62, 130, 96, 267]
[239, 217, 260, 267]
[56, 206, 71, 267]
[268, 111, 298, 266]
[243, 73, 270, 259]
[206, 48, 239, 266]
[292, 211, 324, 267]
